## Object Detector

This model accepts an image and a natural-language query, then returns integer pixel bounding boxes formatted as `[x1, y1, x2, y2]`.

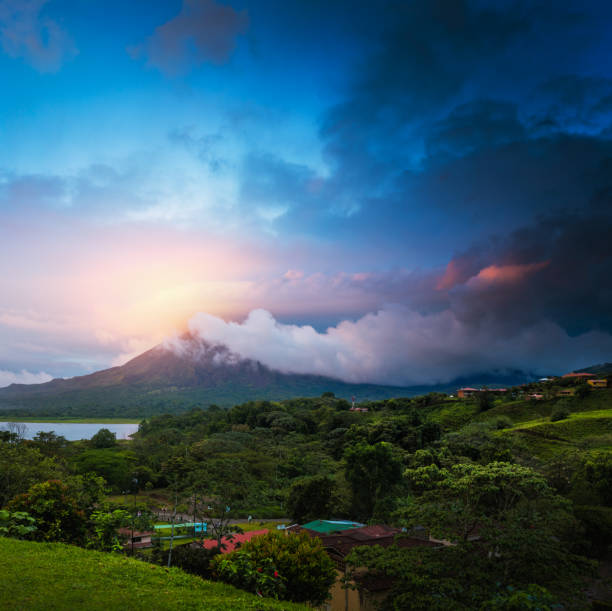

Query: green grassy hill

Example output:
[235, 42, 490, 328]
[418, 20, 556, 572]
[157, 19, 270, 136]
[0, 537, 305, 611]
[427, 389, 612, 461]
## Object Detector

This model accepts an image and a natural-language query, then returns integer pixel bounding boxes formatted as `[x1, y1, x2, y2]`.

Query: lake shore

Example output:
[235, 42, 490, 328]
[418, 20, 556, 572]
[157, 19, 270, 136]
[0, 417, 141, 424]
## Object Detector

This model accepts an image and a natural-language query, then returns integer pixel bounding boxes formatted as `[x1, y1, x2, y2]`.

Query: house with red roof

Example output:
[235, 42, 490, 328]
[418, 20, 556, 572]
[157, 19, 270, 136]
[296, 523, 443, 611]
[457, 387, 507, 399]
[562, 372, 596, 378]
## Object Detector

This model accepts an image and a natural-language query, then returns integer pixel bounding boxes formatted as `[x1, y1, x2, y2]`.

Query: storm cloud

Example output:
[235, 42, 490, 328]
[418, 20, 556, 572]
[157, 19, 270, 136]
[129, 0, 249, 76]
[179, 306, 612, 387]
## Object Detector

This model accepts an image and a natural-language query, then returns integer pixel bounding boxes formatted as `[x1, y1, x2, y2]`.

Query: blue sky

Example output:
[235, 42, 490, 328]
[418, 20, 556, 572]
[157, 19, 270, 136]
[1, 0, 612, 386]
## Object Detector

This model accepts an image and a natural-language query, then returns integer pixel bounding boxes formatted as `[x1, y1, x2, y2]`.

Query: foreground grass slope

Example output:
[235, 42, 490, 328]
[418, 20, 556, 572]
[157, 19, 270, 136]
[0, 538, 306, 611]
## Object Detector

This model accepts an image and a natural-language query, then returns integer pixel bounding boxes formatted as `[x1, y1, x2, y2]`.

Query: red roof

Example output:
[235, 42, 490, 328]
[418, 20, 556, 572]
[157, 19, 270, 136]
[563, 372, 596, 377]
[200, 529, 269, 554]
[459, 387, 478, 391]
[304, 525, 441, 559]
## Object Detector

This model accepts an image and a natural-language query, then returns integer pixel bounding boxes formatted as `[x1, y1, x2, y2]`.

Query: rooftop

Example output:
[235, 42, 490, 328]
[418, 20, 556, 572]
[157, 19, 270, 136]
[300, 519, 365, 534]
[200, 529, 269, 554]
[563, 372, 596, 377]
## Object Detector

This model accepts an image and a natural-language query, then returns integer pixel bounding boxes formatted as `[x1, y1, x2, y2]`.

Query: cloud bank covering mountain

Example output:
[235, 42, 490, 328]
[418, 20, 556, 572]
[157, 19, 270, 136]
[167, 306, 612, 388]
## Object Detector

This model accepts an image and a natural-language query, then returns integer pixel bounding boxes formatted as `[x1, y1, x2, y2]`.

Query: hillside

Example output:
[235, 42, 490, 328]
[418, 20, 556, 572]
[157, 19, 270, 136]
[0, 335, 531, 418]
[576, 362, 612, 376]
[0, 537, 305, 611]
[0, 338, 410, 417]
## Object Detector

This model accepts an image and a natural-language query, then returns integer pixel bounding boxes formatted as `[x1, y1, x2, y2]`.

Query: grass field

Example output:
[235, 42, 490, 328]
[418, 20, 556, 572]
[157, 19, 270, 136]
[502, 406, 612, 460]
[0, 537, 306, 610]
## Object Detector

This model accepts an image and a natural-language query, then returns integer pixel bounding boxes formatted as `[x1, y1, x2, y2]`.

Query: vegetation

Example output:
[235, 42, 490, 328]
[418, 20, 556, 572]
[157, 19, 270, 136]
[1, 377, 611, 608]
[213, 531, 336, 606]
[286, 475, 335, 523]
[7, 480, 88, 545]
[0, 537, 306, 610]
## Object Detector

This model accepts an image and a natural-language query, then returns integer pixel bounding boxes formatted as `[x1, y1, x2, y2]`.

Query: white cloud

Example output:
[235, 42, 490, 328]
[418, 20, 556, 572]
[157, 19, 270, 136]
[0, 369, 53, 388]
[181, 307, 612, 386]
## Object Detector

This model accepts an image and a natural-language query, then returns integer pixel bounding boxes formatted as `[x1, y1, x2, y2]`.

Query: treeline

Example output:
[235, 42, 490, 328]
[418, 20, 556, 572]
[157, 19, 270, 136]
[1, 388, 611, 608]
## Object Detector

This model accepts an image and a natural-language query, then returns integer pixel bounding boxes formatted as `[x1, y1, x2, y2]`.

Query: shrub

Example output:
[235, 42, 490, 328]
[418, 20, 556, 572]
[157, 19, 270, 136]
[212, 531, 336, 606]
[151, 544, 220, 579]
[494, 416, 513, 430]
[0, 509, 37, 539]
[550, 406, 571, 422]
[7, 480, 87, 545]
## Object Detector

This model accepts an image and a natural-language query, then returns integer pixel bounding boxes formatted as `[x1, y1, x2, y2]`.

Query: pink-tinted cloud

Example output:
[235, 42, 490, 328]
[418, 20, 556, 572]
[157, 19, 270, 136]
[0, 0, 77, 72]
[130, 0, 249, 76]
[467, 260, 550, 286]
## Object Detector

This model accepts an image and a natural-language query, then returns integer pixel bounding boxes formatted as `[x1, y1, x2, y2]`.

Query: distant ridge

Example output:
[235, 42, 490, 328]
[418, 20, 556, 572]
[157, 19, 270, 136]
[0, 335, 535, 417]
[575, 362, 612, 376]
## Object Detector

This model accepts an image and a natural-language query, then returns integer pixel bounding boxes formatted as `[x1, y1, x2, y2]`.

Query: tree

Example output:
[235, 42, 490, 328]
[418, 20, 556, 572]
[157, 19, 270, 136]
[398, 462, 593, 602]
[31, 431, 69, 457]
[346, 543, 558, 611]
[87, 509, 131, 552]
[90, 428, 117, 448]
[75, 449, 134, 491]
[65, 473, 108, 513]
[476, 388, 493, 412]
[404, 461, 566, 542]
[7, 480, 88, 545]
[213, 531, 336, 605]
[161, 456, 189, 567]
[0, 442, 65, 507]
[287, 475, 335, 523]
[344, 442, 402, 521]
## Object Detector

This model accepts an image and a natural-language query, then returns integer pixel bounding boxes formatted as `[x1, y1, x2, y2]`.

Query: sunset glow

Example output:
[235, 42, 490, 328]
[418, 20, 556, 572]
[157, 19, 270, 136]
[1, 0, 611, 383]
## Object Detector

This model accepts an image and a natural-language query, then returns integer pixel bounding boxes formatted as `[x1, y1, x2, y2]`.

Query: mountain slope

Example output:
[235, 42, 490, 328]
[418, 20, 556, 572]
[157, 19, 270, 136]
[0, 336, 535, 418]
[0, 338, 413, 416]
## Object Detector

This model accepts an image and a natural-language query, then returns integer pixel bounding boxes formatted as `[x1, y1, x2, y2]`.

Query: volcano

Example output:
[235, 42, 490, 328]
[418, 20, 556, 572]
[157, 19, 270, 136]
[0, 335, 415, 417]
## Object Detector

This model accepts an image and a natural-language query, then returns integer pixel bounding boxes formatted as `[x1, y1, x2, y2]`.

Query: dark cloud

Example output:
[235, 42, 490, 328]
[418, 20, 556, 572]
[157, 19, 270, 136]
[424, 100, 526, 161]
[129, 0, 249, 76]
[527, 75, 612, 134]
[447, 209, 612, 337]
[0, 0, 77, 72]
[225, 1, 612, 257]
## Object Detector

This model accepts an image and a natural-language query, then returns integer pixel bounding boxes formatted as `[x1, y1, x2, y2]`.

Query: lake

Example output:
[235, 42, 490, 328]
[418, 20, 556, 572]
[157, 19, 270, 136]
[0, 422, 140, 441]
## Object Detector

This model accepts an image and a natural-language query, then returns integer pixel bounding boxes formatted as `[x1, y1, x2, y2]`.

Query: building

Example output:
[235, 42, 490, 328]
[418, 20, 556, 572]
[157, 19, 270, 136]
[288, 519, 365, 535]
[118, 528, 154, 550]
[587, 379, 608, 388]
[557, 388, 577, 397]
[457, 387, 479, 399]
[302, 524, 443, 611]
[457, 387, 507, 399]
[562, 372, 596, 379]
